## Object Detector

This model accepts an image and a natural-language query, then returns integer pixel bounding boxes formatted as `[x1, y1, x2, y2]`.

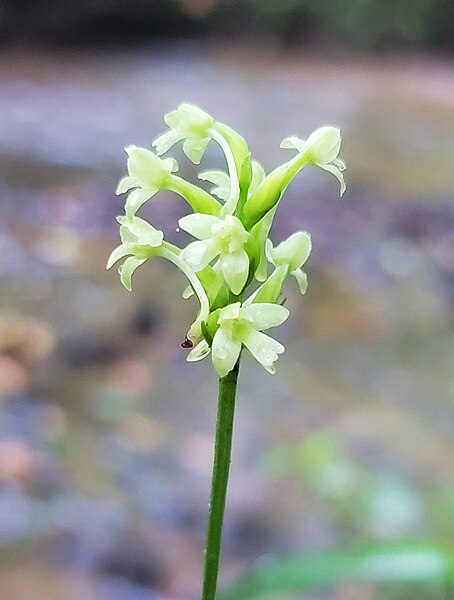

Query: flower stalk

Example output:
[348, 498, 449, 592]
[202, 360, 240, 600]
[107, 103, 346, 600]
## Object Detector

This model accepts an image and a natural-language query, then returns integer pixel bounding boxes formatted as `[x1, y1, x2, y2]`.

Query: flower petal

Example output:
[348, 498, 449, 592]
[217, 302, 241, 324]
[332, 157, 347, 171]
[186, 339, 211, 362]
[249, 160, 266, 196]
[119, 225, 137, 244]
[198, 170, 231, 201]
[125, 146, 169, 190]
[240, 325, 285, 374]
[219, 249, 249, 295]
[165, 103, 214, 133]
[211, 327, 242, 377]
[116, 176, 136, 195]
[125, 188, 157, 218]
[106, 244, 134, 270]
[117, 216, 164, 247]
[198, 170, 230, 188]
[178, 213, 221, 240]
[152, 130, 183, 155]
[292, 268, 308, 294]
[271, 231, 312, 271]
[317, 162, 346, 196]
[182, 137, 210, 164]
[180, 239, 220, 271]
[241, 303, 289, 330]
[306, 127, 341, 164]
[163, 157, 179, 173]
[280, 136, 306, 152]
[119, 256, 146, 291]
[182, 284, 194, 299]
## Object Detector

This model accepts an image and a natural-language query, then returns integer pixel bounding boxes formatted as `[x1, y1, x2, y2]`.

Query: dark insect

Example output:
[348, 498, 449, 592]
[181, 336, 193, 349]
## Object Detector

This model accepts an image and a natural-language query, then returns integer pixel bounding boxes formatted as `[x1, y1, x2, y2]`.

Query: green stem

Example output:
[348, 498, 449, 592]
[202, 360, 240, 600]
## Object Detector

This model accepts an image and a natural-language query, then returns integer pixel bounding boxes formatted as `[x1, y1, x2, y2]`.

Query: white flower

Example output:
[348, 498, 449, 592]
[188, 302, 289, 376]
[153, 103, 215, 164]
[153, 104, 254, 216]
[106, 216, 164, 290]
[107, 216, 210, 343]
[116, 146, 178, 218]
[280, 127, 346, 196]
[266, 231, 312, 294]
[179, 213, 250, 295]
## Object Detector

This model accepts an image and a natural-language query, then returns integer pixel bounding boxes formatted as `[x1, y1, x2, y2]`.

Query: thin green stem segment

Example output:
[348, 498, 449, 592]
[202, 361, 240, 600]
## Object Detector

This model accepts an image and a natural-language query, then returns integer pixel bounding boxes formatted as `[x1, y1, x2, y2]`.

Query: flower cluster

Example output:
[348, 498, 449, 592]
[108, 104, 346, 377]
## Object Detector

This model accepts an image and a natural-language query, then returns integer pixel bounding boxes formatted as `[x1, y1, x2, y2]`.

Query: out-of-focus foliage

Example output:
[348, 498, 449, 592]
[246, 0, 451, 48]
[220, 540, 454, 600]
[0, 0, 197, 44]
[1, 0, 453, 50]
[262, 435, 454, 543]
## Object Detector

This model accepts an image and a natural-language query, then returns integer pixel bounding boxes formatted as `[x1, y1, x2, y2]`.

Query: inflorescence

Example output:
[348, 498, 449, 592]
[107, 104, 346, 377]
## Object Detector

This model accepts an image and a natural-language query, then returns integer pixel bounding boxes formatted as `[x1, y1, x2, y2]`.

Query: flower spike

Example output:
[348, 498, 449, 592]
[108, 106, 347, 600]
[109, 105, 345, 376]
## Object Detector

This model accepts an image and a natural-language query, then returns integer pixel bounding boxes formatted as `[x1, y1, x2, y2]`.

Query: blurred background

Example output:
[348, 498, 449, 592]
[0, 1, 453, 598]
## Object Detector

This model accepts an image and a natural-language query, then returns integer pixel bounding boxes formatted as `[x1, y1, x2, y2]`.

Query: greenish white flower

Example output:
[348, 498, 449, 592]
[243, 126, 346, 230]
[107, 216, 210, 343]
[116, 145, 179, 218]
[179, 213, 250, 295]
[188, 302, 289, 376]
[153, 103, 215, 164]
[281, 126, 346, 196]
[110, 105, 346, 377]
[266, 231, 312, 294]
[106, 215, 165, 290]
[153, 103, 253, 216]
[116, 144, 221, 217]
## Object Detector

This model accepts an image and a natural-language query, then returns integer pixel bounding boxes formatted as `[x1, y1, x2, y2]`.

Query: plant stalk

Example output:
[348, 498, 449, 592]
[201, 360, 240, 600]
